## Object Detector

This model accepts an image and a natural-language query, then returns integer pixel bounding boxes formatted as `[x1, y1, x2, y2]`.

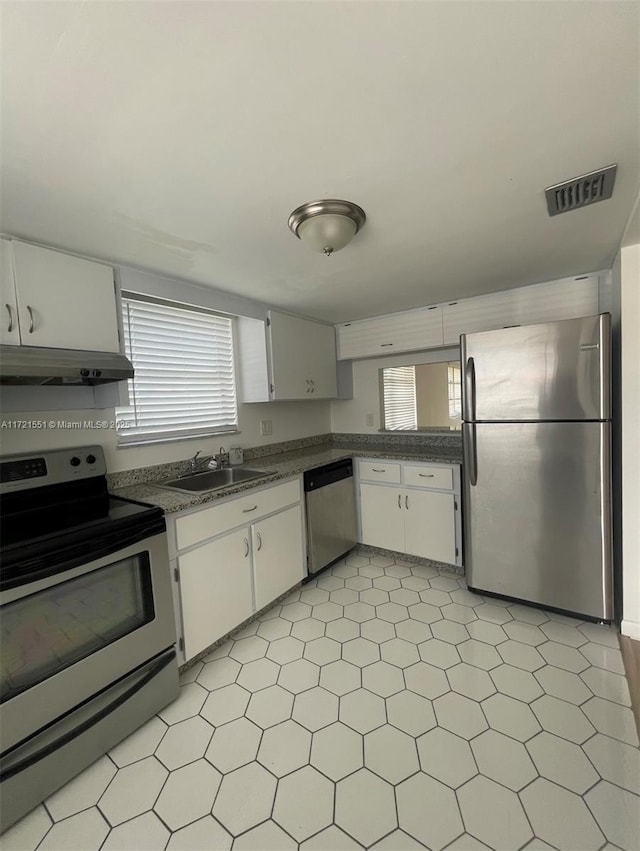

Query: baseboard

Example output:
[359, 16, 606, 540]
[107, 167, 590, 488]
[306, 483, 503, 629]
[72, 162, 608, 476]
[619, 634, 640, 742]
[621, 619, 640, 640]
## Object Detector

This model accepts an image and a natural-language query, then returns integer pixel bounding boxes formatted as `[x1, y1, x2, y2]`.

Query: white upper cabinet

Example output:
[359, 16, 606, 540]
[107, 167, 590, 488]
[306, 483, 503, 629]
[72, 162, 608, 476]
[237, 310, 337, 402]
[0, 238, 20, 346]
[10, 241, 120, 352]
[442, 274, 600, 345]
[336, 274, 602, 358]
[268, 310, 337, 399]
[337, 305, 443, 360]
[302, 316, 339, 398]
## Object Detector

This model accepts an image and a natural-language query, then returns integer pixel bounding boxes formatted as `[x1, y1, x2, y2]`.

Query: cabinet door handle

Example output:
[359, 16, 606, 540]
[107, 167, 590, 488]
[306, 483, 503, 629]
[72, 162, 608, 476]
[5, 304, 13, 333]
[256, 532, 262, 551]
[418, 473, 435, 478]
[26, 305, 35, 333]
[398, 494, 401, 509]
[310, 380, 315, 393]
[242, 505, 258, 513]
[372, 468, 386, 473]
[243, 537, 249, 557]
[405, 494, 409, 509]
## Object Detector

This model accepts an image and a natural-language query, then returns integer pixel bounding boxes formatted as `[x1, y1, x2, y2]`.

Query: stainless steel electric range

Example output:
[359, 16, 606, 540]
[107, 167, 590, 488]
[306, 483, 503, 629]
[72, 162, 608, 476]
[0, 445, 178, 833]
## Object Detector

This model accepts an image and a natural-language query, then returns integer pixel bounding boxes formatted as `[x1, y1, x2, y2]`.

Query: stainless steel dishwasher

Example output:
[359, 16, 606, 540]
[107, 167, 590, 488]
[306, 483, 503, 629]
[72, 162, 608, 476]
[304, 459, 357, 576]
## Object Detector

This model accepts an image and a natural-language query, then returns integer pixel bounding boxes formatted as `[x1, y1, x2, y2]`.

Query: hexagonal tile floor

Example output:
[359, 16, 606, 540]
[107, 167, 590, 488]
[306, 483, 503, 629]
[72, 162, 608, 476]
[5, 552, 639, 851]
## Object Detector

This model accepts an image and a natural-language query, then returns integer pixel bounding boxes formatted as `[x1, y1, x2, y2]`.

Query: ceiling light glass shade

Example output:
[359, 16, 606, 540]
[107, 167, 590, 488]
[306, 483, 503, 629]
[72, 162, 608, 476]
[288, 199, 366, 255]
[297, 213, 357, 254]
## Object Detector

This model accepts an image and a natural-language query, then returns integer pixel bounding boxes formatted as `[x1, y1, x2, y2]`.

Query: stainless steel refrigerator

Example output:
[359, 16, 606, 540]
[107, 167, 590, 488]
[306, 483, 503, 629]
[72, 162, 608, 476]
[461, 313, 613, 620]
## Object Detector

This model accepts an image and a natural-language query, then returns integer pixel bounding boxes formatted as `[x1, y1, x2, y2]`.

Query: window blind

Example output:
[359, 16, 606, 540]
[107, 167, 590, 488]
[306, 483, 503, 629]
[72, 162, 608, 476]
[116, 294, 238, 445]
[448, 364, 462, 419]
[382, 366, 417, 430]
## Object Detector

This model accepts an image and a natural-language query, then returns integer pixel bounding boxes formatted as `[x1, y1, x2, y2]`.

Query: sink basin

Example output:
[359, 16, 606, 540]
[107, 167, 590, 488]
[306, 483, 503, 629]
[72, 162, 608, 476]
[158, 467, 271, 494]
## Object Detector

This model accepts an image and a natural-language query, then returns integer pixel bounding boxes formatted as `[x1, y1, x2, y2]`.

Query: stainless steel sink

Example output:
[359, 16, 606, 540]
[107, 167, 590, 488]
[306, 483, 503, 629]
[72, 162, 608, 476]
[158, 467, 271, 494]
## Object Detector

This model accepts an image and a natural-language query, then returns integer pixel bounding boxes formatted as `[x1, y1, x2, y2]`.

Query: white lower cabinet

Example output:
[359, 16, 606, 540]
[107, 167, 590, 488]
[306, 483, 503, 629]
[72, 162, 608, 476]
[172, 478, 305, 662]
[253, 505, 304, 610]
[403, 489, 456, 563]
[179, 526, 254, 661]
[359, 484, 405, 552]
[358, 459, 461, 567]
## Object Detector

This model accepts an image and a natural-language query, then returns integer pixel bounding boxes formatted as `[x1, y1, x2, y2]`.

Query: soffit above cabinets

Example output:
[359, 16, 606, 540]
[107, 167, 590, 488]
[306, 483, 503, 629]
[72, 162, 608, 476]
[1, 2, 638, 323]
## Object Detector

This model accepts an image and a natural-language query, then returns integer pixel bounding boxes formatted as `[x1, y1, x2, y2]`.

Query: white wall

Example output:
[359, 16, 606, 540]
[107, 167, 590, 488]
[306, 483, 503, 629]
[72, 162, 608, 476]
[331, 347, 459, 433]
[620, 241, 640, 639]
[0, 399, 331, 472]
[415, 362, 450, 428]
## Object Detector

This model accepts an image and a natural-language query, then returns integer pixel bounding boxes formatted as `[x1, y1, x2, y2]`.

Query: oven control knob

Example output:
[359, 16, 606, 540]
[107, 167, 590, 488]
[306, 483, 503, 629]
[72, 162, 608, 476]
[70, 456, 81, 467]
[86, 454, 96, 465]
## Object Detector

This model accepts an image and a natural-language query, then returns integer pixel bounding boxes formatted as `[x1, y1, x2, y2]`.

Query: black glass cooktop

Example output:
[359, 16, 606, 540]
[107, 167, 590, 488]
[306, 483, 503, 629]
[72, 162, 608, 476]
[0, 476, 165, 569]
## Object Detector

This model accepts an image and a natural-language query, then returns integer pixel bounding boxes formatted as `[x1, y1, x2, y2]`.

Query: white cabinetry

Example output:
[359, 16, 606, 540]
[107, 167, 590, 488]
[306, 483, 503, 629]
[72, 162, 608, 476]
[253, 505, 304, 610]
[0, 238, 20, 346]
[6, 241, 120, 352]
[337, 305, 443, 361]
[357, 459, 461, 566]
[268, 311, 337, 399]
[336, 274, 601, 359]
[441, 274, 600, 345]
[178, 527, 254, 661]
[172, 479, 305, 662]
[359, 484, 405, 552]
[237, 311, 337, 401]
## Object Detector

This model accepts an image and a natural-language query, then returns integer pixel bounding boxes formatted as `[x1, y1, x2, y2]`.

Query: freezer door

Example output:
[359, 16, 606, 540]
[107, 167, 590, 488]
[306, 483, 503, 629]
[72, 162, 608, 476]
[463, 421, 613, 619]
[461, 314, 610, 421]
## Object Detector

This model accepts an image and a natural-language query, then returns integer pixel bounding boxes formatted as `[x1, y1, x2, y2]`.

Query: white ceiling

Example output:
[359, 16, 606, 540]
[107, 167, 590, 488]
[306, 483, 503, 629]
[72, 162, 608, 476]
[2, 1, 639, 323]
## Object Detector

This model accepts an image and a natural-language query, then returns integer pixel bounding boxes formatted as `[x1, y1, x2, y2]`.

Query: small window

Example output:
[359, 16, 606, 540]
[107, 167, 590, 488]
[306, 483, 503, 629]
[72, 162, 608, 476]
[116, 293, 238, 446]
[381, 366, 418, 430]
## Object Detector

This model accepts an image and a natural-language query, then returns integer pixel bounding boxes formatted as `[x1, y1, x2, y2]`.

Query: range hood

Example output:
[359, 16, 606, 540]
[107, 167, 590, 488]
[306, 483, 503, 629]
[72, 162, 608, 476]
[0, 345, 134, 386]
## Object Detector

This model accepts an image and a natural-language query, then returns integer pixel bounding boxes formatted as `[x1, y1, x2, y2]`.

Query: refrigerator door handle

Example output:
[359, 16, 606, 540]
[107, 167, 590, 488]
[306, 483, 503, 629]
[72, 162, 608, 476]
[464, 356, 476, 421]
[464, 422, 478, 486]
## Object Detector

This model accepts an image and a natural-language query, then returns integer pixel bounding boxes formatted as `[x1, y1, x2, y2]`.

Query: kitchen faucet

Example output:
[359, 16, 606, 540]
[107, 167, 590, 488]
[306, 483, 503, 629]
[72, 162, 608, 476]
[185, 447, 229, 475]
[186, 451, 215, 474]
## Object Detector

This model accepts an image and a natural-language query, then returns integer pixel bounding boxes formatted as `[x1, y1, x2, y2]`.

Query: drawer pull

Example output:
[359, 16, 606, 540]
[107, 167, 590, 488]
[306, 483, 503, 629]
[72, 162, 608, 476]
[372, 468, 386, 473]
[405, 494, 409, 509]
[380, 343, 393, 347]
[243, 505, 258, 513]
[418, 473, 435, 478]
[243, 537, 249, 557]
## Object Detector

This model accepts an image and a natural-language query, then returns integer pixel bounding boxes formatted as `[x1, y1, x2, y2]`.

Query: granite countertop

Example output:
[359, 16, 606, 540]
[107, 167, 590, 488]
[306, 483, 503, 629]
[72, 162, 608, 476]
[111, 441, 462, 515]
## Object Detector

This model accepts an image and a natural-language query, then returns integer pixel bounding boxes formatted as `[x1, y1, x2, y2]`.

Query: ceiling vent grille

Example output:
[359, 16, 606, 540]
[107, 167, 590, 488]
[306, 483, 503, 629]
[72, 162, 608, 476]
[545, 164, 617, 216]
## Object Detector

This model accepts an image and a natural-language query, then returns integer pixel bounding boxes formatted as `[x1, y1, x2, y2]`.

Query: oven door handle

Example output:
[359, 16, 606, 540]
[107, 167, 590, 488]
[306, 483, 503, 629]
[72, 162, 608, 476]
[1, 523, 164, 592]
[0, 649, 175, 782]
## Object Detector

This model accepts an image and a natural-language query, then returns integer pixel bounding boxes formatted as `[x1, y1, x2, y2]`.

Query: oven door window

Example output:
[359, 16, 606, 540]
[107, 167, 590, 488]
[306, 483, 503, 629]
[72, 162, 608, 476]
[1, 554, 154, 703]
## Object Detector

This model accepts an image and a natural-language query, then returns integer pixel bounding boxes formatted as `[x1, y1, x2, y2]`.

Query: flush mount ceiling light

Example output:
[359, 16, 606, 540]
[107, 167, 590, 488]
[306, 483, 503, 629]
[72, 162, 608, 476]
[288, 199, 366, 256]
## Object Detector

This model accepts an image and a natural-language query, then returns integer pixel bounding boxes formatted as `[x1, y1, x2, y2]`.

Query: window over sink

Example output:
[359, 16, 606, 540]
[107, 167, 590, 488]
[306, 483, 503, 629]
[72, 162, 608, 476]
[116, 293, 238, 446]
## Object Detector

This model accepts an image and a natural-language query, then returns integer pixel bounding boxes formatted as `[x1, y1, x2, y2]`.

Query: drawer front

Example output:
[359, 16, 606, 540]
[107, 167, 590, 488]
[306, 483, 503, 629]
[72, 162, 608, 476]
[176, 478, 301, 550]
[358, 460, 402, 484]
[403, 464, 453, 491]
